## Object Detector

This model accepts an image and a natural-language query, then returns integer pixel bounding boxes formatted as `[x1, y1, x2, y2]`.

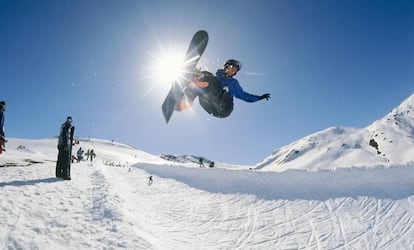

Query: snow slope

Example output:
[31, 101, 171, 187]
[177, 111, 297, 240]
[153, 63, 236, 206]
[1, 94, 414, 249]
[1, 136, 414, 249]
[256, 93, 414, 172]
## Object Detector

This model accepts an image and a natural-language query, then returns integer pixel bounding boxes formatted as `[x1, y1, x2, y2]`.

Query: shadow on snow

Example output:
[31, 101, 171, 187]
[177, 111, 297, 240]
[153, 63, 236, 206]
[0, 177, 62, 187]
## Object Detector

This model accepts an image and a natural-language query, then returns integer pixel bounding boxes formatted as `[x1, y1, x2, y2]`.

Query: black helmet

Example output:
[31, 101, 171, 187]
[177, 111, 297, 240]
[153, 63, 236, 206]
[224, 59, 242, 71]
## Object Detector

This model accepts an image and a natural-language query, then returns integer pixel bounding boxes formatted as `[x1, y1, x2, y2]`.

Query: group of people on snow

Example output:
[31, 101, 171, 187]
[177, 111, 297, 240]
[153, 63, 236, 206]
[198, 157, 215, 168]
[75, 147, 96, 163]
[55, 117, 97, 180]
[1, 111, 76, 181]
[1, 109, 97, 181]
[1, 110, 99, 181]
[57, 116, 100, 180]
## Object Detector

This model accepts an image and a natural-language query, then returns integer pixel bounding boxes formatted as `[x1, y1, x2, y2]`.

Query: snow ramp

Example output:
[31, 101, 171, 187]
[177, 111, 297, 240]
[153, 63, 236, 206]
[136, 163, 414, 201]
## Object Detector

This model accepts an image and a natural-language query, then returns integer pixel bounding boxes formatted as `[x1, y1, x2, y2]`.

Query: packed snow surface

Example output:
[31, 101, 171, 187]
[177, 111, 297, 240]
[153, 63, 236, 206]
[1, 138, 414, 249]
[2, 93, 414, 249]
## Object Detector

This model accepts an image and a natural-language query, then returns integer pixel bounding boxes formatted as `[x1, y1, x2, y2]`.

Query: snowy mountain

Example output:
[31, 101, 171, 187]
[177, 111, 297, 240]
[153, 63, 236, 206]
[1, 94, 414, 249]
[255, 93, 414, 172]
[160, 154, 212, 165]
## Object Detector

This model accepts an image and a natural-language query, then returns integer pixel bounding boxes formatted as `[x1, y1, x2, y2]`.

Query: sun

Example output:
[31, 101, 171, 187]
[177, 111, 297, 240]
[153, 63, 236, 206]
[151, 47, 187, 84]
[159, 52, 186, 83]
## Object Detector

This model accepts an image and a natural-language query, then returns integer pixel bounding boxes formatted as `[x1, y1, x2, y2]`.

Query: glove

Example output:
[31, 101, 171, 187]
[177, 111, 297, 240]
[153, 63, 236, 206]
[259, 93, 271, 100]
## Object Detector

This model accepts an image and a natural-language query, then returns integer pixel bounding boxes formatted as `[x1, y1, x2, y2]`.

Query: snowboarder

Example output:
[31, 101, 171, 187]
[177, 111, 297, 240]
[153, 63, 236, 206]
[148, 176, 153, 185]
[56, 116, 75, 180]
[0, 101, 6, 154]
[178, 59, 271, 118]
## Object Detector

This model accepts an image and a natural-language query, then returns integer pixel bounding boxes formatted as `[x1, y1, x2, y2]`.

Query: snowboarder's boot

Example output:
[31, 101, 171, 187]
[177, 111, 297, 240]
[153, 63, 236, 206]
[175, 71, 209, 112]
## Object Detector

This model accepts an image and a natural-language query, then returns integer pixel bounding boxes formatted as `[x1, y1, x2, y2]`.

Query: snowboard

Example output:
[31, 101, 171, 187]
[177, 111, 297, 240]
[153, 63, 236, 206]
[161, 30, 209, 123]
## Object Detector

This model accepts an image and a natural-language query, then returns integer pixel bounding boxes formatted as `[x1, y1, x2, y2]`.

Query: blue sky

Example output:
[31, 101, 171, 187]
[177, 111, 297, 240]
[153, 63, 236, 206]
[1, 0, 413, 165]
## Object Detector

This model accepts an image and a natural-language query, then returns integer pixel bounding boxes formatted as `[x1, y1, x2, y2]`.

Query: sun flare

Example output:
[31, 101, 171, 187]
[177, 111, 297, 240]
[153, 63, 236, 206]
[152, 48, 186, 84]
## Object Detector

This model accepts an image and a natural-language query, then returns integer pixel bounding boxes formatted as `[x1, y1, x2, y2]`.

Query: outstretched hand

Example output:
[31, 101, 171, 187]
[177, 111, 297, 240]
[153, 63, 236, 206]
[259, 93, 271, 101]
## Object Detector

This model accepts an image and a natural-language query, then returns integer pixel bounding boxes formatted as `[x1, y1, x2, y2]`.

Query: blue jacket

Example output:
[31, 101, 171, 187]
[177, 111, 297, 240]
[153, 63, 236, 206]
[215, 69, 260, 102]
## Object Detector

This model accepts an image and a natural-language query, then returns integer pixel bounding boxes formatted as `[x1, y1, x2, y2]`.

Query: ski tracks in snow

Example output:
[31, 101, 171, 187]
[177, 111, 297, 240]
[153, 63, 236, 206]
[0, 162, 152, 249]
[81, 165, 153, 249]
[136, 163, 414, 249]
[1, 160, 414, 249]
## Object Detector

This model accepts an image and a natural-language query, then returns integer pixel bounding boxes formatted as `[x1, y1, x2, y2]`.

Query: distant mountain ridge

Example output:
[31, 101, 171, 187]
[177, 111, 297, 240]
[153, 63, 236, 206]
[160, 154, 213, 165]
[255, 93, 414, 172]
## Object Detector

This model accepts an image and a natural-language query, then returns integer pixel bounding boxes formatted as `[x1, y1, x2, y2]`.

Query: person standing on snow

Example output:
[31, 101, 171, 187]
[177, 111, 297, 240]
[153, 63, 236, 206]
[77, 147, 84, 163]
[0, 101, 6, 154]
[178, 59, 271, 118]
[56, 116, 75, 180]
[199, 157, 205, 168]
[89, 149, 95, 162]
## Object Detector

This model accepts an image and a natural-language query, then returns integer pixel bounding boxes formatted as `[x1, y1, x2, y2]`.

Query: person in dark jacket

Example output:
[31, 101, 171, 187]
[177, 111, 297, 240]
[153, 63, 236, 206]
[179, 59, 270, 118]
[56, 116, 75, 180]
[199, 157, 205, 168]
[0, 101, 6, 153]
[76, 147, 84, 163]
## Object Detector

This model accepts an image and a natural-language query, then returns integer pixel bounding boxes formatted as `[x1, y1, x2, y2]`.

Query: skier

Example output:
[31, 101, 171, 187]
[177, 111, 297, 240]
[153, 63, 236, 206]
[0, 101, 6, 154]
[56, 116, 75, 180]
[178, 59, 271, 118]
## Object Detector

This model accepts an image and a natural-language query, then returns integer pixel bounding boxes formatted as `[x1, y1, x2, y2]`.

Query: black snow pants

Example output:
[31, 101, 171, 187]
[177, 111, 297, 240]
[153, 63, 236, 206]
[197, 72, 233, 118]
